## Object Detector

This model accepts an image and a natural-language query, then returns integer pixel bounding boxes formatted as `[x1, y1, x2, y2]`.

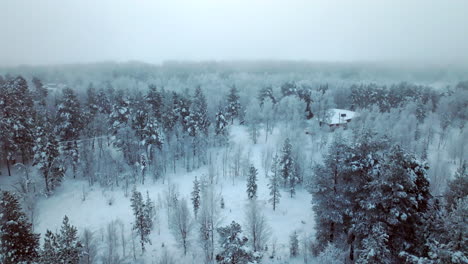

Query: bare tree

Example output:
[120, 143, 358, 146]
[170, 198, 193, 255]
[80, 228, 97, 264]
[244, 201, 271, 252]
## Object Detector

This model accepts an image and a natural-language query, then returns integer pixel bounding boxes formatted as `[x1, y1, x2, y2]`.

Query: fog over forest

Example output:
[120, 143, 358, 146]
[0, 1, 467, 264]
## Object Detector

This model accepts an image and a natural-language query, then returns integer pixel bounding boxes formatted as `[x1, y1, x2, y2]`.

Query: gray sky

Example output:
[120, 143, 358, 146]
[1, 0, 468, 66]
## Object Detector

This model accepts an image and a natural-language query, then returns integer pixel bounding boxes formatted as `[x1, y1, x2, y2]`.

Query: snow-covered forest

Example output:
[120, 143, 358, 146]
[0, 62, 467, 264]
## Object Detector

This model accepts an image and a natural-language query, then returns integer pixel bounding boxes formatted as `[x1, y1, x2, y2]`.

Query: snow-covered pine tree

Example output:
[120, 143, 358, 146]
[247, 165, 258, 200]
[215, 221, 259, 264]
[96, 87, 112, 115]
[55, 87, 84, 178]
[33, 118, 64, 193]
[215, 105, 229, 146]
[0, 191, 40, 264]
[41, 215, 82, 264]
[146, 84, 163, 122]
[268, 154, 281, 211]
[32, 76, 48, 108]
[279, 138, 297, 197]
[145, 191, 156, 231]
[57, 215, 82, 263]
[290, 231, 299, 258]
[445, 162, 467, 211]
[191, 176, 201, 218]
[109, 89, 130, 136]
[41, 230, 60, 263]
[310, 134, 349, 245]
[130, 188, 152, 253]
[226, 85, 241, 124]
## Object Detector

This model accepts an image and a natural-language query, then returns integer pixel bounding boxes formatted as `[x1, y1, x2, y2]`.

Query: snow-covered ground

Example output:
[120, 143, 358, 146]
[14, 125, 316, 263]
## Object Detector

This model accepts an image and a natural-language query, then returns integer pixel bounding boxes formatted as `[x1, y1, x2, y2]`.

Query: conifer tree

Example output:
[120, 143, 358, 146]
[290, 231, 299, 258]
[279, 138, 297, 197]
[268, 154, 281, 211]
[215, 221, 259, 264]
[0, 191, 40, 264]
[191, 176, 201, 218]
[33, 119, 64, 193]
[130, 188, 152, 253]
[55, 87, 84, 178]
[226, 85, 241, 124]
[246, 165, 258, 200]
[41, 215, 82, 264]
[146, 84, 163, 122]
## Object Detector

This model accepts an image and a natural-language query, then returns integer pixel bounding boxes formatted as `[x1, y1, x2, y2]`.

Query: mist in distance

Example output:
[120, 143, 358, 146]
[1, 0, 468, 67]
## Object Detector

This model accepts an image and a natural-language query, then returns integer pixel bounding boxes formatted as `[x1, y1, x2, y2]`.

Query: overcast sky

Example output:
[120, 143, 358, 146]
[1, 0, 468, 66]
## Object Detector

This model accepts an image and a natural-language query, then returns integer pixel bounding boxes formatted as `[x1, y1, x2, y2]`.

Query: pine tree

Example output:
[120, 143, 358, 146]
[146, 84, 163, 122]
[41, 215, 82, 264]
[145, 192, 155, 231]
[445, 162, 467, 211]
[191, 176, 201, 218]
[32, 76, 48, 107]
[187, 86, 210, 137]
[279, 138, 297, 197]
[55, 87, 84, 178]
[130, 188, 152, 253]
[268, 154, 281, 211]
[0, 191, 40, 264]
[226, 85, 241, 124]
[215, 221, 259, 264]
[310, 135, 349, 245]
[246, 165, 258, 200]
[215, 105, 229, 146]
[33, 119, 64, 193]
[290, 231, 299, 258]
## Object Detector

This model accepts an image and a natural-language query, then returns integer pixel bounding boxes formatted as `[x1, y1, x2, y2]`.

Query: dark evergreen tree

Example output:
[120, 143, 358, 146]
[268, 154, 281, 211]
[289, 231, 299, 258]
[226, 85, 241, 124]
[215, 221, 259, 264]
[55, 87, 84, 178]
[246, 165, 258, 200]
[32, 76, 48, 108]
[445, 162, 467, 211]
[191, 176, 201, 219]
[146, 84, 163, 122]
[33, 118, 64, 193]
[96, 88, 112, 115]
[0, 191, 40, 264]
[310, 135, 349, 245]
[41, 215, 82, 264]
[215, 105, 229, 146]
[130, 188, 152, 253]
[279, 138, 297, 197]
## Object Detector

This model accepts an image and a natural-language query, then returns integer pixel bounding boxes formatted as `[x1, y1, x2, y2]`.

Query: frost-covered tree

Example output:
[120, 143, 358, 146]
[0, 76, 36, 174]
[268, 154, 281, 211]
[191, 176, 201, 219]
[246, 165, 258, 200]
[146, 84, 163, 122]
[41, 215, 82, 264]
[445, 162, 467, 211]
[310, 134, 349, 245]
[170, 198, 193, 255]
[80, 228, 97, 264]
[215, 105, 229, 146]
[215, 221, 259, 264]
[290, 231, 299, 258]
[33, 119, 65, 193]
[226, 85, 241, 124]
[55, 87, 84, 178]
[0, 191, 40, 264]
[130, 188, 152, 253]
[279, 138, 297, 197]
[245, 201, 270, 252]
